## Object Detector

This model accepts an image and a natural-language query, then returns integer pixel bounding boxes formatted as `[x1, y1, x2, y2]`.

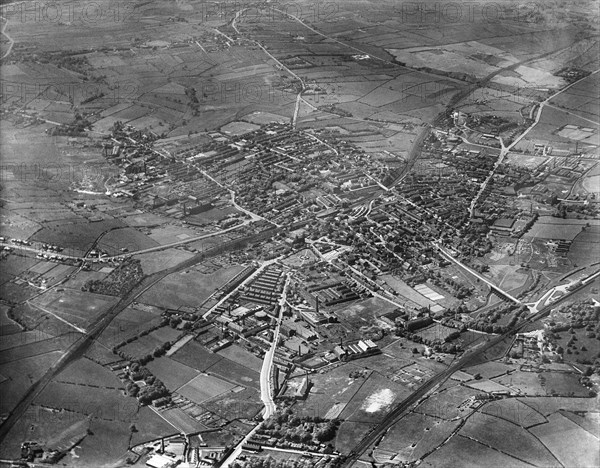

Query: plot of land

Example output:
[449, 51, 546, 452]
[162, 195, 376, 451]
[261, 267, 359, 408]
[176, 374, 236, 404]
[460, 412, 558, 467]
[530, 411, 600, 468]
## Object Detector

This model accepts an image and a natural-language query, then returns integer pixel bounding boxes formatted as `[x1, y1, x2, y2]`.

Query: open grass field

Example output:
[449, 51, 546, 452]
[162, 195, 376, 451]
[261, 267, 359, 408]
[480, 398, 547, 428]
[176, 374, 236, 403]
[201, 386, 263, 421]
[339, 372, 406, 424]
[34, 379, 133, 421]
[415, 383, 477, 420]
[0, 406, 89, 459]
[139, 264, 245, 308]
[130, 406, 180, 446]
[171, 340, 223, 372]
[540, 372, 590, 397]
[415, 323, 456, 343]
[421, 434, 531, 468]
[293, 364, 367, 420]
[460, 412, 558, 467]
[376, 412, 461, 463]
[160, 407, 208, 434]
[335, 421, 376, 455]
[530, 411, 599, 468]
[492, 371, 546, 396]
[98, 305, 164, 348]
[206, 358, 261, 390]
[0, 351, 64, 415]
[135, 248, 196, 275]
[518, 396, 600, 416]
[96, 227, 160, 254]
[216, 344, 263, 373]
[30, 289, 119, 330]
[57, 357, 123, 388]
[146, 356, 200, 390]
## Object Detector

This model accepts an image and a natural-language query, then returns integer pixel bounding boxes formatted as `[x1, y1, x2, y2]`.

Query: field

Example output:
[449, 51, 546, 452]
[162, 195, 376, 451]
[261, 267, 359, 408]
[335, 421, 376, 455]
[0, 351, 64, 415]
[139, 264, 244, 308]
[216, 344, 263, 373]
[146, 356, 200, 390]
[415, 383, 477, 420]
[177, 374, 236, 404]
[339, 373, 406, 424]
[293, 364, 368, 420]
[460, 412, 558, 467]
[415, 323, 457, 342]
[420, 434, 531, 468]
[375, 412, 461, 463]
[530, 412, 600, 467]
[480, 398, 547, 428]
[170, 340, 224, 372]
[201, 386, 263, 421]
[30, 289, 119, 331]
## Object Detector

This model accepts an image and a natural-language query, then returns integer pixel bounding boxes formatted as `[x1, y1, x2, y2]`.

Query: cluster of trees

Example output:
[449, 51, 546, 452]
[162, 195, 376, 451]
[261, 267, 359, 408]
[258, 410, 340, 445]
[82, 259, 144, 297]
[125, 362, 170, 405]
[48, 114, 92, 136]
[233, 454, 344, 468]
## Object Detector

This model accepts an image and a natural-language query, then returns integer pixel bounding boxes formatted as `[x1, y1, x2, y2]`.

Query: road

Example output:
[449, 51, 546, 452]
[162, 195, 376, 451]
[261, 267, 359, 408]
[343, 267, 599, 467]
[220, 272, 289, 468]
[260, 272, 289, 420]
[0, 220, 248, 263]
[433, 242, 522, 305]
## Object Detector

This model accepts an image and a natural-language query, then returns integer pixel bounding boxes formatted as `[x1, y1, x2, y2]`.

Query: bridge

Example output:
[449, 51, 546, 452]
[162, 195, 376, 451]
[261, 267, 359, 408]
[433, 243, 522, 305]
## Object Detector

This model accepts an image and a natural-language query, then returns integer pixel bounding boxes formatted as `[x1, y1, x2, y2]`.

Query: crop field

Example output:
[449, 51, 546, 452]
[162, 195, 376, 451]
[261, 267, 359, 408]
[216, 344, 263, 373]
[171, 340, 224, 372]
[530, 411, 600, 467]
[146, 357, 200, 390]
[376, 412, 461, 463]
[177, 374, 236, 404]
